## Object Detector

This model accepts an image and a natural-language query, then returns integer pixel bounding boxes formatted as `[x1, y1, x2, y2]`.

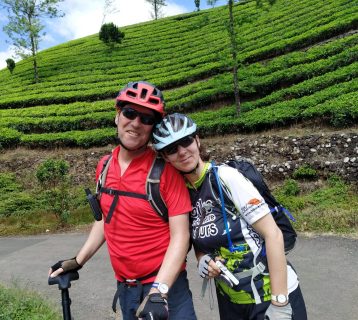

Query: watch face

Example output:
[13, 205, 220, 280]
[158, 283, 169, 294]
[278, 294, 287, 303]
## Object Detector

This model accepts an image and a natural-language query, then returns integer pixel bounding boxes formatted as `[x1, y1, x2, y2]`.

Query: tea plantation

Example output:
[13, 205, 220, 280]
[0, 0, 357, 149]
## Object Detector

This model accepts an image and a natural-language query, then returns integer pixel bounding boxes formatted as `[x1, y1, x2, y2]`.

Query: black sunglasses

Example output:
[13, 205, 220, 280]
[163, 136, 195, 155]
[121, 107, 156, 126]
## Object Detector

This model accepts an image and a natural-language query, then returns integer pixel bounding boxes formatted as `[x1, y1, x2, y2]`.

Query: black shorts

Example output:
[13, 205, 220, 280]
[216, 285, 307, 320]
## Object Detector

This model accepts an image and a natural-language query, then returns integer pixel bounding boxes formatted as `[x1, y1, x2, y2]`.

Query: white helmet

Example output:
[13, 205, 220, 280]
[153, 113, 197, 151]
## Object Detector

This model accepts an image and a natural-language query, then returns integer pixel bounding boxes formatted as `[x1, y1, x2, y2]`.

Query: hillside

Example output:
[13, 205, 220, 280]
[0, 0, 357, 150]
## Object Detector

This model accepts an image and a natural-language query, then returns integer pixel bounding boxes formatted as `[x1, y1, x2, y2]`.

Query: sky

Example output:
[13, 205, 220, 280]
[0, 0, 227, 70]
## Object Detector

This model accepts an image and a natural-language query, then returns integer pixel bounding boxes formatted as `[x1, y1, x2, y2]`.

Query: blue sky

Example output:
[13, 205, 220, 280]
[0, 0, 227, 69]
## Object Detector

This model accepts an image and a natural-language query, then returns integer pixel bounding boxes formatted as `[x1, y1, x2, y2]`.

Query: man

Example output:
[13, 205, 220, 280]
[49, 81, 197, 320]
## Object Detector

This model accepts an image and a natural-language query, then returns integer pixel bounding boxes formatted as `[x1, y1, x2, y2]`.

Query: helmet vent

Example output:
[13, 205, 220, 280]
[127, 90, 136, 98]
[149, 98, 159, 105]
[140, 88, 148, 100]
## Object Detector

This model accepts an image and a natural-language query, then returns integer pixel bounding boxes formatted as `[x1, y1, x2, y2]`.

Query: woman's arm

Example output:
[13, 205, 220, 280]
[252, 214, 288, 305]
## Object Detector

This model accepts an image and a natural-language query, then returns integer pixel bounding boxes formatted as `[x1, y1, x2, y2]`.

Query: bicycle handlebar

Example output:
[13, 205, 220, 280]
[48, 271, 79, 290]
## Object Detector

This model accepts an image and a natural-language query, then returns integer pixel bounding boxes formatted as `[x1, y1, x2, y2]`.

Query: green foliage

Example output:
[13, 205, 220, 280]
[0, 0, 356, 147]
[36, 159, 71, 226]
[99, 22, 125, 47]
[6, 58, 15, 74]
[274, 177, 358, 233]
[0, 128, 22, 149]
[292, 165, 317, 180]
[0, 284, 61, 320]
[0, 192, 36, 217]
[1, 0, 65, 82]
[0, 172, 21, 193]
[279, 178, 300, 196]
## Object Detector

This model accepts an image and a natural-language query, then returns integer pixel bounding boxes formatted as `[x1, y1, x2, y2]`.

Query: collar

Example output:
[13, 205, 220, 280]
[186, 162, 211, 189]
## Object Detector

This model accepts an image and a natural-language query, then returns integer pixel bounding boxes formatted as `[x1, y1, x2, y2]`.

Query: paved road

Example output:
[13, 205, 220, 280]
[0, 232, 357, 320]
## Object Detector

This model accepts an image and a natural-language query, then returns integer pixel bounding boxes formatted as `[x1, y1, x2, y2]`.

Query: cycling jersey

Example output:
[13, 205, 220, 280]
[96, 146, 192, 283]
[189, 163, 299, 304]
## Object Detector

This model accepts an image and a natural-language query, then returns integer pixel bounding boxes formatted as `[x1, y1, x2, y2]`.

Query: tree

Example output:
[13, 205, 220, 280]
[1, 0, 65, 83]
[207, 0, 218, 8]
[6, 58, 15, 74]
[225, 0, 276, 115]
[99, 22, 125, 48]
[146, 0, 167, 20]
[227, 0, 241, 115]
[101, 0, 120, 26]
[195, 0, 200, 11]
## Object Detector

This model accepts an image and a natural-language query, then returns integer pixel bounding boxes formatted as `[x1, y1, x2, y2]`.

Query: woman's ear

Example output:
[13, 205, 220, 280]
[195, 135, 200, 149]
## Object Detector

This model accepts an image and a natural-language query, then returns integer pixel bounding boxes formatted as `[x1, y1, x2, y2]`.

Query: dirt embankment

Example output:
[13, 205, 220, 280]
[0, 124, 357, 187]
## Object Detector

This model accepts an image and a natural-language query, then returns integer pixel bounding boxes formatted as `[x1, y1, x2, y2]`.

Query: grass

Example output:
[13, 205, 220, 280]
[0, 283, 61, 320]
[0, 166, 357, 236]
[274, 175, 358, 234]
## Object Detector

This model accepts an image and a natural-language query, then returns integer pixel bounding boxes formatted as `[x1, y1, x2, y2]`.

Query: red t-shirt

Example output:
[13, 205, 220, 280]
[96, 146, 192, 283]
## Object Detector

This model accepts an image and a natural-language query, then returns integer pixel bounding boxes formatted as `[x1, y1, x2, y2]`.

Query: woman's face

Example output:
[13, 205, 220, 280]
[163, 135, 201, 173]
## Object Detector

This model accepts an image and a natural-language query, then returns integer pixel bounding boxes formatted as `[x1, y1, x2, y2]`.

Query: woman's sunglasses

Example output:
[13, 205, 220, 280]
[163, 136, 195, 155]
[121, 107, 156, 126]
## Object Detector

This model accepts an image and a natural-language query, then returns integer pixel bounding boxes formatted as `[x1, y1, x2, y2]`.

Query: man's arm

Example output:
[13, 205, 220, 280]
[149, 213, 190, 294]
[49, 219, 106, 277]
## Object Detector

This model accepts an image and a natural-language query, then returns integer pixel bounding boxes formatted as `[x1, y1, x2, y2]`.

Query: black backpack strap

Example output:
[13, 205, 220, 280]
[100, 187, 148, 224]
[146, 157, 168, 222]
[96, 154, 112, 196]
[97, 155, 168, 224]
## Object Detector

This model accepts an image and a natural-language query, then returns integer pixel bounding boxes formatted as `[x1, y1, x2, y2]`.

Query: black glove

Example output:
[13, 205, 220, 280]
[136, 293, 168, 320]
[51, 257, 82, 274]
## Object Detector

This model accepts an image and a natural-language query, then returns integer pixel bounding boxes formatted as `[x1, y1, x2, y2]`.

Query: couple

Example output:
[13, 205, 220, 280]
[49, 81, 306, 320]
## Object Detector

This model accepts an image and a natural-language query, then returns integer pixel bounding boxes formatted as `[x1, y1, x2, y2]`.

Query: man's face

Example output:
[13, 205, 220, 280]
[116, 103, 155, 151]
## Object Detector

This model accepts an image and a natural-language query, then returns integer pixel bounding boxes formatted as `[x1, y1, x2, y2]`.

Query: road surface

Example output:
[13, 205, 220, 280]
[0, 232, 357, 319]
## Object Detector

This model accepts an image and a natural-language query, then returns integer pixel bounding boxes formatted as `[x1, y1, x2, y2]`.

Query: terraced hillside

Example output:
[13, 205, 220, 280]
[0, 0, 357, 149]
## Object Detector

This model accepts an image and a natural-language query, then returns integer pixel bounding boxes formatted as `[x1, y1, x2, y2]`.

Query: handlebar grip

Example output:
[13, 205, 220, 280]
[48, 271, 79, 290]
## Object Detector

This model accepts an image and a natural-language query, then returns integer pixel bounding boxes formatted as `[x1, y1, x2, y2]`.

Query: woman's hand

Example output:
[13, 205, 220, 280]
[197, 254, 222, 279]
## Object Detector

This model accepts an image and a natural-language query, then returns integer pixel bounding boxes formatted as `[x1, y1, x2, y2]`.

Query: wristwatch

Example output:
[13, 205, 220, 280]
[271, 294, 289, 304]
[152, 282, 169, 295]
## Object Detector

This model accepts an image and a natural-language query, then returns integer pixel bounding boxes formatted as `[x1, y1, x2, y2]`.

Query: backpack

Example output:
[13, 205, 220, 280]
[95, 154, 169, 223]
[210, 158, 297, 254]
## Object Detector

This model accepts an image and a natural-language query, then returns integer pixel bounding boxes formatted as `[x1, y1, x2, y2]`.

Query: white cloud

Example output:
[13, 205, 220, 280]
[46, 0, 187, 42]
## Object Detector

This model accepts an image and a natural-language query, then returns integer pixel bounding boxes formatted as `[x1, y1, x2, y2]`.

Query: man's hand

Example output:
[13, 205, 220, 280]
[49, 257, 82, 278]
[264, 303, 292, 320]
[136, 293, 168, 320]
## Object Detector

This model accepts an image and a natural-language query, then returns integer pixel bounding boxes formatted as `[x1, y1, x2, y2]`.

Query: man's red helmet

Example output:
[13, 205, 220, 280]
[116, 81, 165, 116]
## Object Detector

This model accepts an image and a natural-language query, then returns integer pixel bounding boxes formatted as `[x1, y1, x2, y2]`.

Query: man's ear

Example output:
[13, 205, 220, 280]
[115, 113, 120, 125]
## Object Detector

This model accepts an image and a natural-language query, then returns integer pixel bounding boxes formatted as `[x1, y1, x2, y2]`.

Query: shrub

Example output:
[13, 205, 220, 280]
[36, 159, 71, 227]
[281, 179, 300, 196]
[0, 173, 22, 193]
[292, 164, 317, 180]
[0, 128, 22, 149]
[0, 192, 36, 217]
[6, 58, 15, 74]
[99, 22, 125, 47]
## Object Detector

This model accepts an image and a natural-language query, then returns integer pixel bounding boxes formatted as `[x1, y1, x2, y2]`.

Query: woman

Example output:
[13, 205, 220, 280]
[152, 113, 307, 320]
